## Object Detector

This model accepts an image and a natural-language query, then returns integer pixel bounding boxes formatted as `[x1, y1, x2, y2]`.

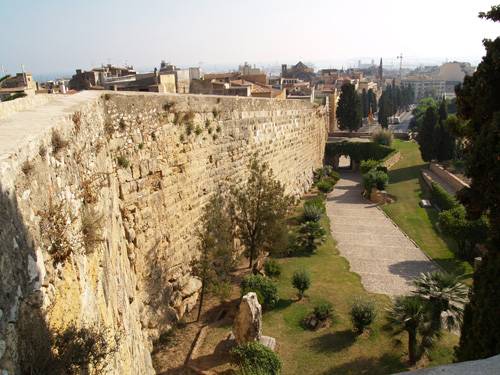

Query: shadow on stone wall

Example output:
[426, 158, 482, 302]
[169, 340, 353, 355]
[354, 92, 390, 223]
[0, 182, 49, 374]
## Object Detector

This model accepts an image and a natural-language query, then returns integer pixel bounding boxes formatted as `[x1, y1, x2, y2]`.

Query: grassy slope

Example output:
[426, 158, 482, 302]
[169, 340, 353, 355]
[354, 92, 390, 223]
[382, 140, 472, 279]
[262, 210, 457, 375]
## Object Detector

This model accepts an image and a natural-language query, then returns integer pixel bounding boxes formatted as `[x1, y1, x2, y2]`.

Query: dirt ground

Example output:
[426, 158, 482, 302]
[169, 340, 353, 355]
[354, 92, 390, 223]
[153, 263, 251, 375]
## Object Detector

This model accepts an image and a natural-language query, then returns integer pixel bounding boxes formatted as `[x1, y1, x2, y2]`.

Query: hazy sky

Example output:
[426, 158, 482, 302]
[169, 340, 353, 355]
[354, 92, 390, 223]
[1, 0, 499, 77]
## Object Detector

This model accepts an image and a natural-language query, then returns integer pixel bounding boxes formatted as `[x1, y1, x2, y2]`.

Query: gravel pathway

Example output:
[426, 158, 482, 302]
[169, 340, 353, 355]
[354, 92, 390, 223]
[326, 172, 436, 296]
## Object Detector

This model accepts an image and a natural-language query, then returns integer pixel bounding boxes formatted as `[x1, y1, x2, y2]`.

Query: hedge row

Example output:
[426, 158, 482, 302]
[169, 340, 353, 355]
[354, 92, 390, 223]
[430, 182, 459, 211]
[325, 141, 395, 163]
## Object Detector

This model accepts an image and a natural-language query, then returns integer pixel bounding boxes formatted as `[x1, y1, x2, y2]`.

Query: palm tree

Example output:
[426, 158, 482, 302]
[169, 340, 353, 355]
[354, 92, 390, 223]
[413, 271, 468, 332]
[387, 296, 428, 365]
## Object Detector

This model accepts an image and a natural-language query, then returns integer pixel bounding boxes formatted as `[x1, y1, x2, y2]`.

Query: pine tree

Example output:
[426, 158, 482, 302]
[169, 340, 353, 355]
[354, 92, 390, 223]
[455, 5, 500, 361]
[337, 83, 362, 132]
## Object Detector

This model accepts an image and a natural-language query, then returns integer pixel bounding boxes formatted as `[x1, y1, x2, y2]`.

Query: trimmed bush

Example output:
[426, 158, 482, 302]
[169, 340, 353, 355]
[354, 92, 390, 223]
[231, 342, 282, 375]
[292, 269, 311, 299]
[325, 141, 395, 163]
[302, 203, 323, 222]
[350, 298, 376, 334]
[264, 259, 282, 278]
[430, 182, 459, 211]
[372, 129, 393, 146]
[360, 159, 380, 174]
[362, 169, 389, 192]
[241, 275, 279, 308]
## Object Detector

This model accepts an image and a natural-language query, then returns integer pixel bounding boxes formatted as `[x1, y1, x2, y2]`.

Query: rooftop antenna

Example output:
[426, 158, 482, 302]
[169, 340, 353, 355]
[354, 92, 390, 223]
[397, 53, 403, 81]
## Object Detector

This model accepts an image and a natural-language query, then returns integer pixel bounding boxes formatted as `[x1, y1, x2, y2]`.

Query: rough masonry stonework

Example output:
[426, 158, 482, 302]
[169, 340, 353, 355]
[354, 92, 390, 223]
[0, 91, 327, 374]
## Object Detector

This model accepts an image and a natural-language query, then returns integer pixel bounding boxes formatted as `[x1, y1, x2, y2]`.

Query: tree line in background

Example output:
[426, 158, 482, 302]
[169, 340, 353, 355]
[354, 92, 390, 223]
[337, 82, 415, 132]
[414, 97, 456, 162]
[378, 83, 415, 128]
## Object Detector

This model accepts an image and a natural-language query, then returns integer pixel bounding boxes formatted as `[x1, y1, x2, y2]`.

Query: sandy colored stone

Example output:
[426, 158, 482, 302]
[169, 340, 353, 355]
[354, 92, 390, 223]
[233, 292, 262, 344]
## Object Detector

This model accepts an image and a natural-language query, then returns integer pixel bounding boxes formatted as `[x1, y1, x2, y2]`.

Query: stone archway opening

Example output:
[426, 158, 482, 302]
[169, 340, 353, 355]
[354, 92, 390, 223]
[338, 155, 352, 169]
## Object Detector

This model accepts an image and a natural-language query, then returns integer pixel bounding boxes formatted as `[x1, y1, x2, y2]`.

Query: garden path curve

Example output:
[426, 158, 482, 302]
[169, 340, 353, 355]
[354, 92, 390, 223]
[326, 172, 436, 296]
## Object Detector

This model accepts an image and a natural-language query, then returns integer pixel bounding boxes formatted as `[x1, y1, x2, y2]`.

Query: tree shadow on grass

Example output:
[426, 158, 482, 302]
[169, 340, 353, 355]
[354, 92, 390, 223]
[388, 164, 428, 184]
[274, 298, 294, 311]
[310, 329, 357, 353]
[320, 353, 407, 375]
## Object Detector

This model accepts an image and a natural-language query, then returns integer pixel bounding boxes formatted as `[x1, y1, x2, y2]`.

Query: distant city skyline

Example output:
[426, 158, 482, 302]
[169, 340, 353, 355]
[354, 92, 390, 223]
[1, 0, 498, 80]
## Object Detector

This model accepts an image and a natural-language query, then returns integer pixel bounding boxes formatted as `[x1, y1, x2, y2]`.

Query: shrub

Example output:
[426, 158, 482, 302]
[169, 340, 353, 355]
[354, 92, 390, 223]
[360, 159, 380, 174]
[194, 125, 203, 136]
[116, 156, 129, 168]
[264, 259, 282, 278]
[296, 221, 326, 254]
[231, 342, 282, 375]
[241, 275, 279, 308]
[316, 179, 334, 193]
[292, 269, 311, 299]
[81, 208, 104, 254]
[439, 205, 490, 260]
[313, 166, 340, 183]
[430, 182, 459, 211]
[372, 129, 393, 146]
[302, 203, 323, 222]
[362, 169, 388, 192]
[304, 196, 326, 213]
[303, 301, 334, 330]
[18, 318, 119, 375]
[163, 101, 175, 112]
[350, 298, 376, 333]
[313, 301, 334, 321]
[51, 130, 68, 154]
[376, 165, 388, 174]
[185, 122, 194, 135]
[22, 160, 34, 175]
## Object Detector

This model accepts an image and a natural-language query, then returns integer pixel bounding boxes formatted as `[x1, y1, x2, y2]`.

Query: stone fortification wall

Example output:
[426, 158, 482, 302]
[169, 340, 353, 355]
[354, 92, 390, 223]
[0, 91, 327, 374]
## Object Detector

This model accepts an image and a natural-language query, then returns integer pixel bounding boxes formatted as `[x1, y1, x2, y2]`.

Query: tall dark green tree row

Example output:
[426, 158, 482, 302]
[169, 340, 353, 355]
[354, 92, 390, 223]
[337, 83, 362, 132]
[414, 98, 455, 162]
[378, 84, 415, 128]
[456, 4, 500, 361]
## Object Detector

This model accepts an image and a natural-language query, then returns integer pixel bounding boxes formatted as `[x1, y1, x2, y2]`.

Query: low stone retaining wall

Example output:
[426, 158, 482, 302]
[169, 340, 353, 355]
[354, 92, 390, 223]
[382, 151, 401, 170]
[0, 94, 53, 119]
[430, 162, 469, 192]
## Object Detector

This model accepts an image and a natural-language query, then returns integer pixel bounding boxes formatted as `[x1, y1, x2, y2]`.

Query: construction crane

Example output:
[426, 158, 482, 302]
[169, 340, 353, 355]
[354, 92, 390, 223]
[397, 53, 403, 81]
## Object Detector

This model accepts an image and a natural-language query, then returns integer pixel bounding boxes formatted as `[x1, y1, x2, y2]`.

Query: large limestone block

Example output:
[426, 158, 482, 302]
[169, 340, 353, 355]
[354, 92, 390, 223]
[233, 292, 262, 344]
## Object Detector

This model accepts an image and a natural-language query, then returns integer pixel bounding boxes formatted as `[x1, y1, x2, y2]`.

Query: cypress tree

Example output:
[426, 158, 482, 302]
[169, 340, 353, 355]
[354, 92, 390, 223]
[337, 83, 362, 132]
[361, 89, 369, 118]
[455, 5, 500, 361]
[417, 106, 438, 161]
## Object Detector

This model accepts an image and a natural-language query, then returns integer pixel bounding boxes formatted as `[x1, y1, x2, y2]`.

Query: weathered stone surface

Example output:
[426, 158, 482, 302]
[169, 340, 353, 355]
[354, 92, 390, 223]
[233, 292, 262, 344]
[0, 91, 327, 374]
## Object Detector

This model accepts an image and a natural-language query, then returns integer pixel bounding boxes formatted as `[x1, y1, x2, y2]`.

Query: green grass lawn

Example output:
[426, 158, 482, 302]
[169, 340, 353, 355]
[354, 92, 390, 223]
[382, 140, 473, 279]
[262, 208, 457, 375]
